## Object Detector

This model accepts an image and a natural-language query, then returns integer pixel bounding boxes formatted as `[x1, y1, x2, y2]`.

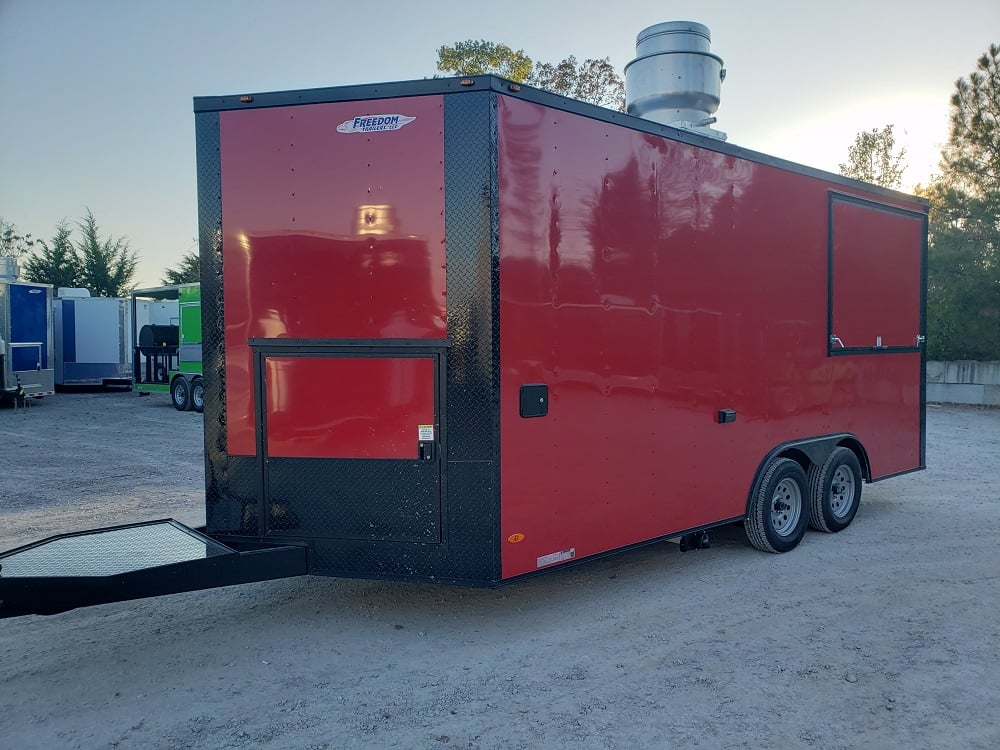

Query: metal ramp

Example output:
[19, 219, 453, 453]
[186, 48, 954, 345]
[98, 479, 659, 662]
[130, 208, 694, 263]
[0, 519, 308, 618]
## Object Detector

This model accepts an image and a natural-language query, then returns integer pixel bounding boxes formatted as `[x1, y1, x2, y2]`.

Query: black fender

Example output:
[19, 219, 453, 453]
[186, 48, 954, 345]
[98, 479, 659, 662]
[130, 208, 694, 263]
[743, 434, 871, 518]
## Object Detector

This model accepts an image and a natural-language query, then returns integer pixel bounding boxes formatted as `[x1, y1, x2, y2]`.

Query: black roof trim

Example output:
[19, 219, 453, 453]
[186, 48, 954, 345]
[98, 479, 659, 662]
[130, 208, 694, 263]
[193, 75, 928, 209]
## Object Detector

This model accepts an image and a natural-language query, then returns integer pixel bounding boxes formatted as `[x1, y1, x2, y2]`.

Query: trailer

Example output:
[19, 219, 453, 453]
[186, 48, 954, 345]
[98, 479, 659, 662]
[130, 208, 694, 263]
[0, 24, 928, 617]
[53, 289, 132, 388]
[0, 274, 55, 405]
[131, 283, 204, 411]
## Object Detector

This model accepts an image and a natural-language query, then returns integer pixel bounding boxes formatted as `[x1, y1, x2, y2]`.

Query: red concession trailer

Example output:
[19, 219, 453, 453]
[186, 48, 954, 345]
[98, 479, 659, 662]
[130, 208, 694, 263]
[0, 75, 926, 617]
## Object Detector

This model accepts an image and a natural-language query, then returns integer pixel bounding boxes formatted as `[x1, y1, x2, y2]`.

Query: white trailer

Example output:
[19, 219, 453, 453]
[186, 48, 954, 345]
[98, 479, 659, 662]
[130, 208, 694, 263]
[52, 288, 132, 387]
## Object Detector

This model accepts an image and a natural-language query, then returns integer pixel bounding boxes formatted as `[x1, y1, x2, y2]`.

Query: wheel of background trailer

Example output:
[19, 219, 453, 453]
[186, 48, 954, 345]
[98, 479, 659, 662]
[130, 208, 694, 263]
[170, 377, 192, 411]
[745, 457, 810, 553]
[807, 447, 863, 533]
[191, 378, 205, 414]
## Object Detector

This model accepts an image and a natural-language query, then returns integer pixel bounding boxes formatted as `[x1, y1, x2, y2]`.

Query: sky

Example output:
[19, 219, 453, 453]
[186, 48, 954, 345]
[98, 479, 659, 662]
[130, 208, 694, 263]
[1, 0, 997, 287]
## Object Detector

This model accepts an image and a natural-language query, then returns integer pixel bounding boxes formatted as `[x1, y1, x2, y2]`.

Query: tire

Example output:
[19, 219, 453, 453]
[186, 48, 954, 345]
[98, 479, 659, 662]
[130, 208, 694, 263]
[170, 377, 191, 411]
[746, 457, 810, 553]
[807, 447, 863, 533]
[191, 378, 205, 414]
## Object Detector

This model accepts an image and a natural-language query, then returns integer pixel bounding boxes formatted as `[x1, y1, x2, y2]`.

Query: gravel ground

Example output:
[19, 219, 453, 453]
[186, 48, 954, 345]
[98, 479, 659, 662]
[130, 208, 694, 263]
[0, 391, 998, 749]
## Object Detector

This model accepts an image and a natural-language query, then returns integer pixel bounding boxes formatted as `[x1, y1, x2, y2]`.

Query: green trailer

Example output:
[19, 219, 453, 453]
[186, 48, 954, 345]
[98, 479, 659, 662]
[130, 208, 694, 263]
[131, 283, 204, 412]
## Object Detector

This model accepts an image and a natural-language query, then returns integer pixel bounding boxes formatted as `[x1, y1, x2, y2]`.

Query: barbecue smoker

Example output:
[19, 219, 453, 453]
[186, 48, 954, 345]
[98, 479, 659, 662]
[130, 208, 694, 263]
[0, 23, 928, 617]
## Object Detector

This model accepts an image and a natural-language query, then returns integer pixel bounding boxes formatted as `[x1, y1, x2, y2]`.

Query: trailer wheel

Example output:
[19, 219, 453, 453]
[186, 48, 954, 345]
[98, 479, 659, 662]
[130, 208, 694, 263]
[746, 457, 809, 553]
[807, 447, 862, 533]
[170, 377, 191, 411]
[191, 378, 205, 414]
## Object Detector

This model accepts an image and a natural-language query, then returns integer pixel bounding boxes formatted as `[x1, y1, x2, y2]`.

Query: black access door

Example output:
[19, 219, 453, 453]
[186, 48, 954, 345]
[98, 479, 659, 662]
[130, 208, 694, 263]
[253, 340, 446, 544]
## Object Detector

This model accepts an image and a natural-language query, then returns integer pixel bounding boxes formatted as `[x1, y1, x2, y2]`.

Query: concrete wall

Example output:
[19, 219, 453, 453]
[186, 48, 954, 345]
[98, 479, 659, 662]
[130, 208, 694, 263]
[927, 361, 1000, 406]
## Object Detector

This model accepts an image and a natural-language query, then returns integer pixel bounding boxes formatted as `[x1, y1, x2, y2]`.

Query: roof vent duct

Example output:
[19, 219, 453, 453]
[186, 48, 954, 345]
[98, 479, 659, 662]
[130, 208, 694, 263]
[625, 21, 727, 141]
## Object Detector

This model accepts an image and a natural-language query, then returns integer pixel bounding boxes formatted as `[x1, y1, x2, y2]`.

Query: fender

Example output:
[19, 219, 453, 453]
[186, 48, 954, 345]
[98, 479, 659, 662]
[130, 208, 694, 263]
[743, 433, 872, 518]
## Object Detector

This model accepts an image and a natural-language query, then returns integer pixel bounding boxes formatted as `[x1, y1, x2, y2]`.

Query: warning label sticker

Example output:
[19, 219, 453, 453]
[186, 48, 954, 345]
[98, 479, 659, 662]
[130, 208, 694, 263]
[418, 425, 434, 441]
[536, 548, 576, 568]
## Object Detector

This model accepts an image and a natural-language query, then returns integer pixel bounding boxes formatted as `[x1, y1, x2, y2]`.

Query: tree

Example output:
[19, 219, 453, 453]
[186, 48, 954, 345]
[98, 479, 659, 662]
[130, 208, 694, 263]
[76, 208, 138, 297]
[943, 44, 1000, 195]
[838, 124, 907, 188]
[436, 40, 626, 111]
[436, 40, 533, 81]
[21, 220, 82, 289]
[527, 56, 625, 112]
[0, 217, 37, 259]
[924, 44, 1000, 361]
[162, 249, 200, 285]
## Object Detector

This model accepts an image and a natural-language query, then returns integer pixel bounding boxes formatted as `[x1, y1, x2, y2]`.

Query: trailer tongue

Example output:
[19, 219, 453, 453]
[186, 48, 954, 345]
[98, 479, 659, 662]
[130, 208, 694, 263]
[0, 520, 307, 618]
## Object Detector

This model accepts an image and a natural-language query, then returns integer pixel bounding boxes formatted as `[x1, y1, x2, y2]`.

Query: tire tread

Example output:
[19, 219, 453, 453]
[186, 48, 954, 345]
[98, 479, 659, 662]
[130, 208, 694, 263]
[746, 457, 808, 554]
[807, 446, 862, 533]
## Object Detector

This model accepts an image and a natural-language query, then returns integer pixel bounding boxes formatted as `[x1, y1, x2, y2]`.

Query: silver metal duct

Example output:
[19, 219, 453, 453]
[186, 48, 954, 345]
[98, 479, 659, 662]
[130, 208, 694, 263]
[625, 21, 727, 140]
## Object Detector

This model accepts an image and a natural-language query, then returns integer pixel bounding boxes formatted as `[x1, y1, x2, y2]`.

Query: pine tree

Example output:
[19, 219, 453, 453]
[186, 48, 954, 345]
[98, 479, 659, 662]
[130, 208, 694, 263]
[161, 249, 200, 285]
[21, 220, 82, 289]
[924, 44, 1000, 361]
[76, 209, 138, 297]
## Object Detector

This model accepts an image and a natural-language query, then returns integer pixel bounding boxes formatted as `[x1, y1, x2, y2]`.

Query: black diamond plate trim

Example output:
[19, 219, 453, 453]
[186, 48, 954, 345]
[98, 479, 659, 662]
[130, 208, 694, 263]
[442, 91, 501, 582]
[306, 462, 495, 583]
[207, 456, 259, 534]
[444, 91, 498, 462]
[195, 111, 242, 533]
[267, 459, 441, 543]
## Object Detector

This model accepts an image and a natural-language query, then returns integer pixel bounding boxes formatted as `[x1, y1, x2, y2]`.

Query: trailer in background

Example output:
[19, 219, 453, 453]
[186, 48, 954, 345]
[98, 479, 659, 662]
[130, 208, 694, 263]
[131, 283, 203, 412]
[53, 288, 132, 388]
[0, 273, 55, 404]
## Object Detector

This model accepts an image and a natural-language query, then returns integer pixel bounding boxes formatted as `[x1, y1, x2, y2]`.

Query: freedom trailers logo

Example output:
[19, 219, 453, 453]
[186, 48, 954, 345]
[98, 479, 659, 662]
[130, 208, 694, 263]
[336, 114, 416, 134]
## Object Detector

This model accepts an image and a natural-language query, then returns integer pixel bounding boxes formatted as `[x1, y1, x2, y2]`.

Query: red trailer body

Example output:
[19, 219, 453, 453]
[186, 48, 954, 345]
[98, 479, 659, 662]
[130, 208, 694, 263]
[0, 77, 927, 617]
[181, 76, 926, 585]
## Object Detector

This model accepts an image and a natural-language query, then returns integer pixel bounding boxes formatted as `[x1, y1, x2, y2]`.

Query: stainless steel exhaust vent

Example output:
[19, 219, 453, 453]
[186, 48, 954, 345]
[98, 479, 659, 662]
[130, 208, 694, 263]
[625, 21, 727, 140]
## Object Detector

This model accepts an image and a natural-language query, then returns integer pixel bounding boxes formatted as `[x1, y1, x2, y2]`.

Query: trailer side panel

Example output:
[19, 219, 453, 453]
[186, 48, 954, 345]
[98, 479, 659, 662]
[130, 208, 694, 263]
[495, 96, 925, 578]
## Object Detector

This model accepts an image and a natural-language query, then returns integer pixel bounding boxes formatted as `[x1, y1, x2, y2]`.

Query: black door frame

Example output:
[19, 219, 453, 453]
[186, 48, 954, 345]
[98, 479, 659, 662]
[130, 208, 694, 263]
[249, 337, 449, 542]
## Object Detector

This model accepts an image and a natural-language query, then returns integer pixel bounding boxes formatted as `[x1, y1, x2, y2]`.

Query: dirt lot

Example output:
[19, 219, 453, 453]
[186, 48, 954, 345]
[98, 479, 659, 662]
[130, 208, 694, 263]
[1, 391, 998, 749]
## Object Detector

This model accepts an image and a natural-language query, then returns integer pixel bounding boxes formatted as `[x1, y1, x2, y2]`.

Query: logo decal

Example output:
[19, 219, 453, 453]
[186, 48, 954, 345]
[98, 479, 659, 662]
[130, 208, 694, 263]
[337, 114, 416, 134]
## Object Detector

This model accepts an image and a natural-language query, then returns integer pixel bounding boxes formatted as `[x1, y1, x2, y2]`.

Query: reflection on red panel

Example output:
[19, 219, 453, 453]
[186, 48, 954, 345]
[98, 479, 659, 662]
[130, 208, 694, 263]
[265, 357, 435, 459]
[832, 199, 923, 348]
[495, 96, 924, 579]
[219, 95, 446, 455]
